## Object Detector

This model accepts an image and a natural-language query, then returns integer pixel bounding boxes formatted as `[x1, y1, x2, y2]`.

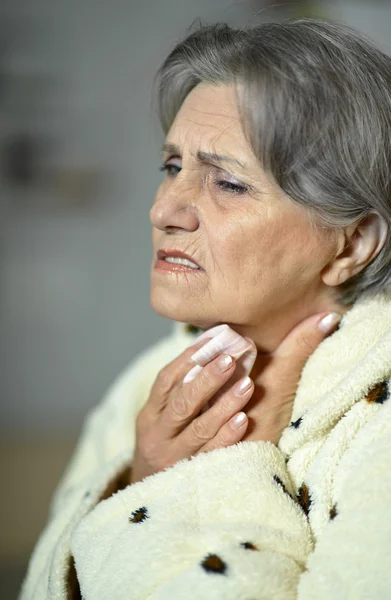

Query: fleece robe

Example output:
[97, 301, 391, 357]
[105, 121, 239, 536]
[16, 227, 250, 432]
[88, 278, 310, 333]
[20, 291, 391, 599]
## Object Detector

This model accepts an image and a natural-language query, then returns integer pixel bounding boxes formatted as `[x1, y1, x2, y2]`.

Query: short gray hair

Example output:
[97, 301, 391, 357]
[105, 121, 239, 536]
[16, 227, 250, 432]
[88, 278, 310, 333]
[154, 18, 391, 305]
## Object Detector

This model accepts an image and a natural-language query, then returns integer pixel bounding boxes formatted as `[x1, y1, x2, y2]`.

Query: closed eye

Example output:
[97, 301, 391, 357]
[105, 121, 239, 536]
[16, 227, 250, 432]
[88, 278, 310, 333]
[159, 163, 249, 195]
[214, 179, 248, 194]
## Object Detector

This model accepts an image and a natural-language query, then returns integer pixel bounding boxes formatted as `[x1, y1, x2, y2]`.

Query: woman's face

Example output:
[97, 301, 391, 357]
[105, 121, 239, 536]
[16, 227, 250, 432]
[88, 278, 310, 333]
[150, 83, 338, 337]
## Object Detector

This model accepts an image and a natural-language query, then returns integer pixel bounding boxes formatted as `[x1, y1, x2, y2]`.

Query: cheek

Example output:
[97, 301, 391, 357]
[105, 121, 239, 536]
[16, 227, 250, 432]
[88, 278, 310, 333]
[207, 212, 266, 286]
[209, 217, 249, 272]
[214, 208, 328, 287]
[268, 217, 330, 281]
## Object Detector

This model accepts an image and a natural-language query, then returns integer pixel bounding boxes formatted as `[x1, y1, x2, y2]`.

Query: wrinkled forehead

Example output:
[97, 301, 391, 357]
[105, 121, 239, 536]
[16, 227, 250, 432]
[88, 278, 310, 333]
[166, 83, 249, 158]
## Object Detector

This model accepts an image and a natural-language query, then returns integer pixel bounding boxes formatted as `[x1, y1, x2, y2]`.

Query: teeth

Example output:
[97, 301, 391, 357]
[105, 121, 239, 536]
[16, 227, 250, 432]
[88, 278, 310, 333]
[165, 256, 199, 269]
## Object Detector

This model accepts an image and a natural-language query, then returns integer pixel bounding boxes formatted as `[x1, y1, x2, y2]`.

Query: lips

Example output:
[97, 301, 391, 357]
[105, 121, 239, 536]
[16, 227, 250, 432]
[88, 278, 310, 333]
[156, 249, 202, 269]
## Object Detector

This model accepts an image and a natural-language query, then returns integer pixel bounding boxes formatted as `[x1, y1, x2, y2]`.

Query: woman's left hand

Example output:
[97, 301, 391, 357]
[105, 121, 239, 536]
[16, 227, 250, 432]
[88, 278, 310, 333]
[188, 312, 341, 447]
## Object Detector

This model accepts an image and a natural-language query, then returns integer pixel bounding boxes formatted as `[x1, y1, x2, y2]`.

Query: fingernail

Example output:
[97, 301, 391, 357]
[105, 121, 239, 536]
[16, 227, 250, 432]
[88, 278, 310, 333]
[318, 312, 341, 334]
[234, 376, 252, 395]
[183, 364, 203, 384]
[231, 412, 247, 429]
[216, 354, 233, 372]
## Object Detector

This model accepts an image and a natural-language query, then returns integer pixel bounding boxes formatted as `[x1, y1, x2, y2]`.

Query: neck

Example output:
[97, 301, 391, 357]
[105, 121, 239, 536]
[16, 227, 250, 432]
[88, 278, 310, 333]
[227, 287, 353, 380]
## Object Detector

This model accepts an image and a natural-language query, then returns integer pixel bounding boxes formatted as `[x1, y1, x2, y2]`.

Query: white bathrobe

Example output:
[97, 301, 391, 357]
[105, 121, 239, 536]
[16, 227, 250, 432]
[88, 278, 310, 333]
[20, 291, 391, 599]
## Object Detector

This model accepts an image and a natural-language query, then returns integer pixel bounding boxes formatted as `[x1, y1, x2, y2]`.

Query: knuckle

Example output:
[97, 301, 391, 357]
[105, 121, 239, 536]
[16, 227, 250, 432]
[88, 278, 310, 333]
[217, 429, 234, 447]
[217, 396, 237, 417]
[200, 365, 218, 390]
[296, 333, 314, 354]
[190, 416, 211, 442]
[156, 366, 175, 393]
[170, 391, 191, 421]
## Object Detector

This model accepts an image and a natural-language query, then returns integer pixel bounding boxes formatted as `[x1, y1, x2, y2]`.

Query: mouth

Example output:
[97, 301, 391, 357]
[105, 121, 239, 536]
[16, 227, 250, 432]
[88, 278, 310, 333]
[154, 249, 203, 273]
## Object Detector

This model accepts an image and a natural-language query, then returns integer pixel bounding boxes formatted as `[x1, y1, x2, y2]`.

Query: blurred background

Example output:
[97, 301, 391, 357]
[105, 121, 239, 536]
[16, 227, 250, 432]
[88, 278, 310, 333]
[0, 0, 390, 595]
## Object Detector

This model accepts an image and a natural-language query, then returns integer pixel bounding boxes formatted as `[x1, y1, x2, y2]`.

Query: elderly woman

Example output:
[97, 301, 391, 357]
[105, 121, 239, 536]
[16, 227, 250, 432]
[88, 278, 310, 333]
[21, 17, 391, 599]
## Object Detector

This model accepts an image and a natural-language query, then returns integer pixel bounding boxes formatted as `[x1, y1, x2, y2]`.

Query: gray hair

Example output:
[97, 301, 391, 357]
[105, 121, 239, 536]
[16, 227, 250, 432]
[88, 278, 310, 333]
[154, 18, 391, 306]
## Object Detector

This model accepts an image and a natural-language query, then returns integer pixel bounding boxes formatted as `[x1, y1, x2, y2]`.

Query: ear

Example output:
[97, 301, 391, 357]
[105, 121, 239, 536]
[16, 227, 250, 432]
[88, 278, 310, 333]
[321, 212, 389, 287]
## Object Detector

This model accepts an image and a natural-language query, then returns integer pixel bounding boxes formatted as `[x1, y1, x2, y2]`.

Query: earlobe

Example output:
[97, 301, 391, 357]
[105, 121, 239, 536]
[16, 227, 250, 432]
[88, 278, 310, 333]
[321, 213, 388, 288]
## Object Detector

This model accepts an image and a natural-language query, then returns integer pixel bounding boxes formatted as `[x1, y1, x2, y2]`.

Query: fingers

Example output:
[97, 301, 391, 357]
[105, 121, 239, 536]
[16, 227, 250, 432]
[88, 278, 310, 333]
[179, 375, 254, 454]
[149, 338, 212, 409]
[189, 324, 257, 375]
[274, 312, 341, 364]
[184, 325, 257, 394]
[159, 352, 238, 436]
[198, 412, 249, 454]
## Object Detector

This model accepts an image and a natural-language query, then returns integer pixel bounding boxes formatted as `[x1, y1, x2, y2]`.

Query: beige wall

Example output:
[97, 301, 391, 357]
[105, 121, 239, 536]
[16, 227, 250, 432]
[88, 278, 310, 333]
[0, 437, 77, 565]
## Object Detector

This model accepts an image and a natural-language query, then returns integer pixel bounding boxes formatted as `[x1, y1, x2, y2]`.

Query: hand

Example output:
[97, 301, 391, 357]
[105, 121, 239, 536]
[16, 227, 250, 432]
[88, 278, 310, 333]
[241, 312, 341, 445]
[130, 337, 256, 484]
[130, 312, 340, 484]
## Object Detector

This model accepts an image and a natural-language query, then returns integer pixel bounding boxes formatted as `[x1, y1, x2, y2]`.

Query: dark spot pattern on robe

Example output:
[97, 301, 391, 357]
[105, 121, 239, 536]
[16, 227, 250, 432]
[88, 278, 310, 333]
[201, 553, 227, 575]
[365, 380, 389, 404]
[273, 475, 293, 499]
[240, 541, 259, 551]
[129, 506, 149, 524]
[290, 416, 303, 429]
[297, 483, 312, 516]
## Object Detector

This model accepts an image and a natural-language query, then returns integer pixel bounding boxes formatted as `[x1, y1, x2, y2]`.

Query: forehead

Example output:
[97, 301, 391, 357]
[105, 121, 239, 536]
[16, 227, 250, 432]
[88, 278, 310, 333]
[167, 83, 249, 155]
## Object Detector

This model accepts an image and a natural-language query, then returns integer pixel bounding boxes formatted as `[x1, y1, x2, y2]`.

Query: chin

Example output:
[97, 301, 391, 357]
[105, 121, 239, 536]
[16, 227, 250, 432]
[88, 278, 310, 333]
[150, 294, 188, 322]
[150, 296, 218, 329]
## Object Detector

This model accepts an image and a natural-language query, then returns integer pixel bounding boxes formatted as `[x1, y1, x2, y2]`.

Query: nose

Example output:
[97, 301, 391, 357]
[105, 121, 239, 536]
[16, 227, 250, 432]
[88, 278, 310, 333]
[149, 178, 199, 233]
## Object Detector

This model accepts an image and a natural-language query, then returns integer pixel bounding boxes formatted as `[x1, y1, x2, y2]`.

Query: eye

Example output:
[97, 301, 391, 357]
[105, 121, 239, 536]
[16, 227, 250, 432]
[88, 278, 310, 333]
[159, 163, 181, 178]
[159, 162, 249, 195]
[214, 179, 248, 194]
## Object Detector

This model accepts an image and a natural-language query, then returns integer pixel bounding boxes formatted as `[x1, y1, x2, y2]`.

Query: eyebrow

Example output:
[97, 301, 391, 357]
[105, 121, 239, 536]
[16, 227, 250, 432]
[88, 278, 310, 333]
[161, 143, 244, 169]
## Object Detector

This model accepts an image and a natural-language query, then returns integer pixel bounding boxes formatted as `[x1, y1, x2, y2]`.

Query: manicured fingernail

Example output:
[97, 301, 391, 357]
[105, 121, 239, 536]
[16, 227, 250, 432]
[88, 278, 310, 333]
[231, 412, 247, 429]
[216, 354, 233, 372]
[234, 376, 252, 395]
[318, 312, 341, 334]
[183, 364, 203, 384]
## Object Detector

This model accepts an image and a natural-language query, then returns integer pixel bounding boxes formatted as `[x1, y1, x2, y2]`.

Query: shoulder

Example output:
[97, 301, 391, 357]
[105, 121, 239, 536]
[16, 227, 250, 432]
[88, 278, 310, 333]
[335, 391, 391, 499]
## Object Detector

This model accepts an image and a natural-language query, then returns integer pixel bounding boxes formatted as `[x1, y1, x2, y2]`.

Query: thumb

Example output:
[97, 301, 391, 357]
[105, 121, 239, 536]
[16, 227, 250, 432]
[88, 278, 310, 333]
[275, 312, 342, 363]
